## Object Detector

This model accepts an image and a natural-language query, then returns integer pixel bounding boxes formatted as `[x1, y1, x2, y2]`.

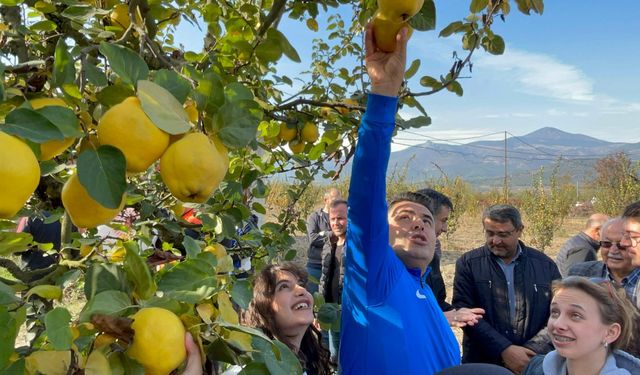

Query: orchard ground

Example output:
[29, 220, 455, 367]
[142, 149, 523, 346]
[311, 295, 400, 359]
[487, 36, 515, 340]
[12, 210, 585, 348]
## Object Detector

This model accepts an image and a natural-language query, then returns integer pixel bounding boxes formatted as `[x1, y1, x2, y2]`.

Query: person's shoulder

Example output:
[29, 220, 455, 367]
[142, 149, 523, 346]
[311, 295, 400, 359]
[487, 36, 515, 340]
[522, 354, 545, 375]
[523, 245, 555, 263]
[567, 260, 603, 277]
[457, 246, 487, 263]
[613, 349, 640, 373]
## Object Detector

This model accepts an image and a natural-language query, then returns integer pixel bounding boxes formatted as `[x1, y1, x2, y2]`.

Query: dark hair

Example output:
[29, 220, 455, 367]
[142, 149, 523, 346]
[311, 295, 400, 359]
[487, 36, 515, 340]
[244, 262, 331, 375]
[552, 276, 638, 351]
[329, 199, 347, 210]
[389, 191, 435, 215]
[415, 188, 453, 215]
[482, 204, 523, 230]
[622, 201, 640, 221]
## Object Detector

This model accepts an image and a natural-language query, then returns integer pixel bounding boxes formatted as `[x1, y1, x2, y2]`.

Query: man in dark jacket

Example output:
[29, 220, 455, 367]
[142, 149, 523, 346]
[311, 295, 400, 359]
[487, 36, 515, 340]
[305, 187, 341, 294]
[453, 204, 561, 374]
[555, 213, 608, 277]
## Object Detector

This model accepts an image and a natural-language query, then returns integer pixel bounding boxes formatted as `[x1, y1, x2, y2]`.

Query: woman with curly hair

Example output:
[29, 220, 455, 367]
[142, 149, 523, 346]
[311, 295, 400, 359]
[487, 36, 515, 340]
[244, 262, 331, 375]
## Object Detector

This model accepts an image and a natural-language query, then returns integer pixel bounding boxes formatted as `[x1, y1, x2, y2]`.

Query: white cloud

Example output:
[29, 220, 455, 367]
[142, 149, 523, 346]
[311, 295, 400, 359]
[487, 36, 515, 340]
[477, 49, 595, 102]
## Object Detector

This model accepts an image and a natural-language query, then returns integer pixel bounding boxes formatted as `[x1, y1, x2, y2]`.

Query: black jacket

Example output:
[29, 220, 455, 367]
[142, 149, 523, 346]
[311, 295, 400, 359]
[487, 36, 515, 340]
[306, 208, 330, 265]
[452, 241, 561, 365]
[426, 240, 454, 311]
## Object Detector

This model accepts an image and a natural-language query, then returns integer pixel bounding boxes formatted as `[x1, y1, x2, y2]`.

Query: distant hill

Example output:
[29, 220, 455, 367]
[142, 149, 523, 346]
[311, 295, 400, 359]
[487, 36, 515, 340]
[384, 127, 640, 190]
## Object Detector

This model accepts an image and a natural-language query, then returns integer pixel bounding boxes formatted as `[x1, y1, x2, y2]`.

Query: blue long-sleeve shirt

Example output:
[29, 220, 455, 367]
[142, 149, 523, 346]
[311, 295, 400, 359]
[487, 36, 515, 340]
[340, 93, 460, 374]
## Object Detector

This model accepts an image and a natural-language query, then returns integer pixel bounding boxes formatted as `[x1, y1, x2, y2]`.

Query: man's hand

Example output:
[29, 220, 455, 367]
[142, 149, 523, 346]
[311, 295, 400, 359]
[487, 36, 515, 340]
[444, 307, 485, 328]
[182, 332, 203, 375]
[365, 22, 408, 97]
[501, 345, 535, 375]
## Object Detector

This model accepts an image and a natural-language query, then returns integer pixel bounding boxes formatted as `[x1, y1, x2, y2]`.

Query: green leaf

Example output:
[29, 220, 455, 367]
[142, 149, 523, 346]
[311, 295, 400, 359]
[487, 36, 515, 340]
[470, 0, 489, 13]
[99, 42, 149, 86]
[317, 303, 340, 329]
[401, 115, 432, 128]
[96, 84, 135, 107]
[231, 279, 252, 310]
[182, 236, 202, 260]
[123, 241, 156, 301]
[0, 306, 18, 368]
[77, 145, 127, 209]
[462, 32, 479, 50]
[84, 263, 130, 300]
[215, 100, 262, 148]
[515, 0, 531, 15]
[408, 0, 436, 31]
[217, 322, 275, 344]
[439, 21, 464, 38]
[52, 38, 75, 88]
[83, 62, 108, 87]
[154, 69, 191, 103]
[36, 106, 83, 137]
[253, 338, 303, 375]
[269, 29, 301, 63]
[404, 59, 420, 79]
[137, 80, 191, 135]
[0, 282, 20, 305]
[483, 34, 506, 55]
[419, 75, 441, 89]
[2, 108, 64, 143]
[45, 308, 72, 350]
[193, 72, 225, 114]
[0, 232, 32, 256]
[446, 80, 463, 96]
[79, 290, 132, 322]
[224, 82, 254, 102]
[61, 4, 96, 21]
[255, 37, 282, 64]
[157, 259, 218, 303]
[30, 20, 57, 32]
[530, 0, 544, 14]
[306, 18, 318, 32]
[0, 0, 24, 5]
[25, 285, 62, 300]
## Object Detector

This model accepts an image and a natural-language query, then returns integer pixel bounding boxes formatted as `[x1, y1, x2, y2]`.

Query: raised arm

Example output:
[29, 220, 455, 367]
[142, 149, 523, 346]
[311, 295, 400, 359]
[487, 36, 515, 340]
[345, 24, 408, 299]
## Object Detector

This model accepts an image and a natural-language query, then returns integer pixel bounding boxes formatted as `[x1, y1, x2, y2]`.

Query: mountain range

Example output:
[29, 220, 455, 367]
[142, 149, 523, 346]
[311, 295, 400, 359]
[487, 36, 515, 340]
[385, 127, 640, 190]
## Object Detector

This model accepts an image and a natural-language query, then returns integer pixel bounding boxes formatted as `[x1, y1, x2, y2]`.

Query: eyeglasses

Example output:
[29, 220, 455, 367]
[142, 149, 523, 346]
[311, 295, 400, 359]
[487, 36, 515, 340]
[484, 228, 517, 239]
[599, 240, 628, 250]
[622, 232, 640, 247]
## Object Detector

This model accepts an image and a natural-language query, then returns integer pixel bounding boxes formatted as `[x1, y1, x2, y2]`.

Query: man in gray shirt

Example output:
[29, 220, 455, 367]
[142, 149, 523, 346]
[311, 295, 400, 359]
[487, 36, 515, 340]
[556, 213, 608, 277]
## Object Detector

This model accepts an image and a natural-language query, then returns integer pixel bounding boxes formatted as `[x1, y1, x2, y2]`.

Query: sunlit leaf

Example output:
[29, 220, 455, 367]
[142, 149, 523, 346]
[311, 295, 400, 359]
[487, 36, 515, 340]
[409, 0, 436, 31]
[405, 59, 420, 79]
[99, 42, 149, 86]
[137, 80, 191, 135]
[25, 285, 62, 301]
[470, 0, 489, 13]
[154, 69, 191, 103]
[52, 38, 75, 88]
[0, 232, 32, 256]
[157, 259, 218, 303]
[79, 290, 132, 322]
[2, 108, 64, 143]
[123, 241, 156, 301]
[25, 351, 71, 375]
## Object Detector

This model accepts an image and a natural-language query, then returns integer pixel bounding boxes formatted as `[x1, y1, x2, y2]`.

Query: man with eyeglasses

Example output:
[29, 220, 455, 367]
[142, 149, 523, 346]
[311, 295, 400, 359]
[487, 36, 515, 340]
[621, 200, 640, 309]
[452, 204, 561, 374]
[555, 213, 609, 277]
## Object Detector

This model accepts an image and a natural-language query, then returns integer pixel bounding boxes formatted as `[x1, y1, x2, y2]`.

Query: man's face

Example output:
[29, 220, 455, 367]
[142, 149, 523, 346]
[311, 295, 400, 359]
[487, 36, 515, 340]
[388, 201, 436, 270]
[621, 218, 640, 267]
[600, 220, 635, 276]
[483, 218, 522, 262]
[329, 203, 347, 237]
[434, 206, 451, 238]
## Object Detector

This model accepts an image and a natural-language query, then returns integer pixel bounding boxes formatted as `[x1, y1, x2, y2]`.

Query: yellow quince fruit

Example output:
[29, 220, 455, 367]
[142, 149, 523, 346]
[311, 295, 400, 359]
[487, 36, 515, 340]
[289, 140, 305, 154]
[127, 307, 186, 375]
[0, 131, 40, 218]
[30, 97, 80, 161]
[300, 122, 319, 143]
[378, 0, 424, 21]
[160, 133, 229, 203]
[61, 174, 125, 228]
[372, 12, 413, 53]
[277, 123, 297, 142]
[97, 97, 170, 173]
[110, 3, 142, 30]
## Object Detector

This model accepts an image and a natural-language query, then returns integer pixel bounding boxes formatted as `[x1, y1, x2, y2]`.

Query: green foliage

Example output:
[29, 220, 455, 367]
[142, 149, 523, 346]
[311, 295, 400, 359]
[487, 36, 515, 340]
[591, 153, 640, 216]
[520, 164, 574, 251]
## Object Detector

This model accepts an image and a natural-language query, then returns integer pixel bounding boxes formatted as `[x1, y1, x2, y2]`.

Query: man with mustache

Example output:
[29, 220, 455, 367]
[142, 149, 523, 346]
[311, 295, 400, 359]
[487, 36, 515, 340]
[453, 204, 561, 374]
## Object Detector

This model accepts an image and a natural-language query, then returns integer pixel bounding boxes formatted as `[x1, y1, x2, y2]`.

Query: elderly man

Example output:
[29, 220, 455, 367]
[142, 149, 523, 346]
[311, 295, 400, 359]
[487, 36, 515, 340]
[453, 204, 561, 374]
[306, 187, 341, 294]
[621, 201, 640, 308]
[555, 213, 609, 277]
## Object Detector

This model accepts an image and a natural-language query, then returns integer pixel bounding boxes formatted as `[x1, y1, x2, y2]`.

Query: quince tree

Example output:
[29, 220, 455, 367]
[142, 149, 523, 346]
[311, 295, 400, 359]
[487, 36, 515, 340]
[0, 0, 543, 373]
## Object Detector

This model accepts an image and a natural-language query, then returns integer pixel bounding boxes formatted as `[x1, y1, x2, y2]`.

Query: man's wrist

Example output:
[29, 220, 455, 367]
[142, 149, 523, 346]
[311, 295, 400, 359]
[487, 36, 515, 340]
[370, 84, 400, 98]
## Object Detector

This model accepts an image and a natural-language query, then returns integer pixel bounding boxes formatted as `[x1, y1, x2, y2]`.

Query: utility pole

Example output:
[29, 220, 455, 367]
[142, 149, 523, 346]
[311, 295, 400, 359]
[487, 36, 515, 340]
[504, 131, 508, 203]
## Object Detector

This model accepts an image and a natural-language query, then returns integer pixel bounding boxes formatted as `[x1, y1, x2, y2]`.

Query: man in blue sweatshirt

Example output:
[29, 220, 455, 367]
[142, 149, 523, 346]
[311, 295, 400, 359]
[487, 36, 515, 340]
[340, 24, 472, 374]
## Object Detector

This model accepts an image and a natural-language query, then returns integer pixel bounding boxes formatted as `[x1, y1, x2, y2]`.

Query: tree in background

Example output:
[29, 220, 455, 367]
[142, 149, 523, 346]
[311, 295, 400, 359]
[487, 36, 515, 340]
[0, 0, 544, 373]
[591, 152, 640, 216]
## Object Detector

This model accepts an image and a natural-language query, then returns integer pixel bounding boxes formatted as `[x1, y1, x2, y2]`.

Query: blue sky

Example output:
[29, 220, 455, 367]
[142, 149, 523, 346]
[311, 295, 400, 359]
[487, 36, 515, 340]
[173, 1, 640, 151]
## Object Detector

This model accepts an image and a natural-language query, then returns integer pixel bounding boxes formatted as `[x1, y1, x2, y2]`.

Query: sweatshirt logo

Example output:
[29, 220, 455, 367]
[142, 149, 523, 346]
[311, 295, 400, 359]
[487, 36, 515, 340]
[416, 290, 427, 299]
